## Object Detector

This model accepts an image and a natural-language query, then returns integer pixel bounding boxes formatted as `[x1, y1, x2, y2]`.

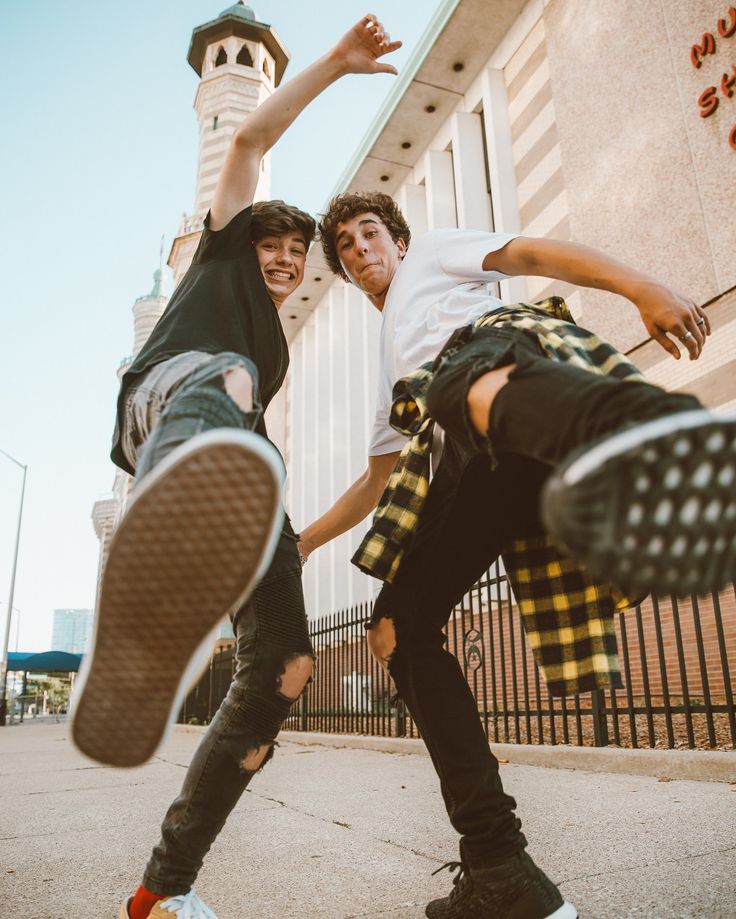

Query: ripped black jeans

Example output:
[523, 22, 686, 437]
[370, 324, 700, 869]
[142, 547, 312, 895]
[121, 351, 314, 895]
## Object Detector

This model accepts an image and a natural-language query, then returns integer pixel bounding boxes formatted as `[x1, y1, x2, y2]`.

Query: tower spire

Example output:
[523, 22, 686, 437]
[168, 3, 290, 288]
[150, 236, 166, 298]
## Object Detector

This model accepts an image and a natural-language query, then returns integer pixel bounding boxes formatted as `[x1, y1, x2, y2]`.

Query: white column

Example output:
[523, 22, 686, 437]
[424, 150, 457, 230]
[264, 384, 287, 460]
[481, 67, 528, 303]
[451, 112, 492, 231]
[300, 317, 318, 614]
[397, 184, 428, 238]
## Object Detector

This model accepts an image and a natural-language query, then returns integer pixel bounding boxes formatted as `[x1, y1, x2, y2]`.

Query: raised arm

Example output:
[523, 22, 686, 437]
[298, 451, 400, 561]
[484, 237, 711, 361]
[209, 14, 402, 230]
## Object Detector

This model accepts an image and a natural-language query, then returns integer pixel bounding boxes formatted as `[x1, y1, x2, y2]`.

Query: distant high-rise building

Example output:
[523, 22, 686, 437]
[52, 609, 93, 654]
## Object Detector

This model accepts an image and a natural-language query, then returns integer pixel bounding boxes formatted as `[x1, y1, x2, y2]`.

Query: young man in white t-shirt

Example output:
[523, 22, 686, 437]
[299, 192, 735, 919]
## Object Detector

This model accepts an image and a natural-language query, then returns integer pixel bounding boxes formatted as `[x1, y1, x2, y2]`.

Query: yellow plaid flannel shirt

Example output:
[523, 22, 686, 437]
[353, 298, 645, 696]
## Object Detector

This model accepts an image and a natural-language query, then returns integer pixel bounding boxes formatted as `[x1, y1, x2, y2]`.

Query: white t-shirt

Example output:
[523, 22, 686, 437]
[368, 227, 518, 456]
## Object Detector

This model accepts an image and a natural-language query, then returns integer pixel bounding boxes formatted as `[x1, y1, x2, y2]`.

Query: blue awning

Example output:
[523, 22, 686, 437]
[7, 651, 83, 673]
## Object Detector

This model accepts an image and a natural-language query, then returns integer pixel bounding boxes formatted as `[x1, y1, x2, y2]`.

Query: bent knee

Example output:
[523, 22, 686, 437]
[223, 366, 254, 413]
[367, 618, 397, 670]
[466, 365, 515, 436]
[277, 653, 314, 701]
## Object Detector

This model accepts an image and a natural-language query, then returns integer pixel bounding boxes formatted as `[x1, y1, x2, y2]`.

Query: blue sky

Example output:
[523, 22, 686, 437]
[0, 1, 442, 651]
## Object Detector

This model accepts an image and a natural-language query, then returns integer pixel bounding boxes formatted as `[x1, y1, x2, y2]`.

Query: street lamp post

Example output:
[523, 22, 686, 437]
[0, 604, 22, 652]
[0, 449, 27, 726]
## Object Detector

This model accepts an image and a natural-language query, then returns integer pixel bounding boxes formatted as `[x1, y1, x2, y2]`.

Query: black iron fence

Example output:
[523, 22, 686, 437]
[180, 564, 736, 751]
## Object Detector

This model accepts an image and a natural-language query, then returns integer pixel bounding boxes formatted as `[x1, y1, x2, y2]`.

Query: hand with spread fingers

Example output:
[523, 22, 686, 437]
[331, 13, 403, 76]
[633, 282, 711, 361]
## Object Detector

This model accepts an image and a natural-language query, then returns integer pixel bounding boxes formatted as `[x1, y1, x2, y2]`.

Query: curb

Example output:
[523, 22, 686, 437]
[176, 725, 736, 783]
[284, 731, 736, 784]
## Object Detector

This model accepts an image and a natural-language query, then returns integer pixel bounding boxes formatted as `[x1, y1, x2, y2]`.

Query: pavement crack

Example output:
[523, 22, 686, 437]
[245, 789, 352, 830]
[345, 903, 423, 918]
[0, 763, 107, 777]
[559, 843, 736, 884]
[20, 781, 146, 796]
[243, 790, 442, 862]
[152, 755, 192, 769]
[1, 823, 132, 842]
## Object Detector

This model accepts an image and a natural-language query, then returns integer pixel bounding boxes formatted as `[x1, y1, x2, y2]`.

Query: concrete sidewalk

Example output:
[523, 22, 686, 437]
[1, 721, 735, 918]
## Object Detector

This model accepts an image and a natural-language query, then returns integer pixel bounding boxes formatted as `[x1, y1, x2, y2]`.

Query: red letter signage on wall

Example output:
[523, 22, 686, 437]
[722, 66, 736, 97]
[717, 6, 736, 38]
[692, 32, 717, 68]
[699, 85, 720, 117]
[692, 8, 736, 148]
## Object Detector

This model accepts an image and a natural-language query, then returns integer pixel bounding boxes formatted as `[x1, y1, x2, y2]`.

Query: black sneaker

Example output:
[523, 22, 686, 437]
[541, 410, 736, 597]
[425, 852, 577, 918]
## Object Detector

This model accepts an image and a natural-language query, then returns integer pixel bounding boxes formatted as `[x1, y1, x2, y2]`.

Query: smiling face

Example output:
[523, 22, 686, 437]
[254, 232, 307, 308]
[334, 212, 406, 310]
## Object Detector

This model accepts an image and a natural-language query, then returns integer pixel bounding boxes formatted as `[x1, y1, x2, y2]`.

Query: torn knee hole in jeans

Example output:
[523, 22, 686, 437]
[367, 616, 397, 670]
[275, 652, 314, 702]
[223, 366, 255, 414]
[240, 739, 277, 774]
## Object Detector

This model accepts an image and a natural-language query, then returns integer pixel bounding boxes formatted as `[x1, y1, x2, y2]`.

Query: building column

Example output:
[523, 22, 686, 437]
[451, 111, 492, 231]
[424, 150, 457, 230]
[481, 67, 528, 304]
[397, 183, 428, 238]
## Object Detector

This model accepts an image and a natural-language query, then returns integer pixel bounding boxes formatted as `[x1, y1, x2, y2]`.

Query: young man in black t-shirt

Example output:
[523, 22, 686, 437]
[70, 16, 401, 919]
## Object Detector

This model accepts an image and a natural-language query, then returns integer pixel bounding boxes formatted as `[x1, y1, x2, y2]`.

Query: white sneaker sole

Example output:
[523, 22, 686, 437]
[71, 429, 284, 767]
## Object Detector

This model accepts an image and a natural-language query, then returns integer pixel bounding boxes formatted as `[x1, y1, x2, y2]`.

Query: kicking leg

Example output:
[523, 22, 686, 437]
[452, 347, 735, 596]
[73, 353, 284, 767]
[123, 554, 312, 918]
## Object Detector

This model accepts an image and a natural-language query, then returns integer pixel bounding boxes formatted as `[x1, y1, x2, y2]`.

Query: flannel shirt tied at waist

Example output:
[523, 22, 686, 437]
[353, 297, 647, 696]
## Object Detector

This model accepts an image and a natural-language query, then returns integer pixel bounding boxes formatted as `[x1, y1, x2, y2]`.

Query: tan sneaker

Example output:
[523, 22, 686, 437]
[120, 889, 218, 918]
[72, 429, 284, 768]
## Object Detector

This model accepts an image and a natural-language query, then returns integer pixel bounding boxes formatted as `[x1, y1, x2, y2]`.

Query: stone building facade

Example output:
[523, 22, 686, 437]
[281, 0, 736, 619]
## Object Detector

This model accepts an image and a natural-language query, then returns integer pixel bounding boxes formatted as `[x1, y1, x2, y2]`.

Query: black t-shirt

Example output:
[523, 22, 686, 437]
[110, 206, 289, 474]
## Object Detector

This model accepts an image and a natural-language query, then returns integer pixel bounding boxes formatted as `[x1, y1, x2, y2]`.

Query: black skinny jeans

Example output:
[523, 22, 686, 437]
[142, 546, 311, 894]
[371, 325, 700, 869]
[122, 352, 313, 895]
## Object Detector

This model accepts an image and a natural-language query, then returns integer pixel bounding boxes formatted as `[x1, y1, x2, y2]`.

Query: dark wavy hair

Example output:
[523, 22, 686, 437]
[318, 192, 411, 278]
[252, 200, 316, 247]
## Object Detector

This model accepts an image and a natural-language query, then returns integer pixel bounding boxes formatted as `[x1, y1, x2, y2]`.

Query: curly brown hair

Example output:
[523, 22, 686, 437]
[319, 192, 411, 278]
[252, 200, 316, 247]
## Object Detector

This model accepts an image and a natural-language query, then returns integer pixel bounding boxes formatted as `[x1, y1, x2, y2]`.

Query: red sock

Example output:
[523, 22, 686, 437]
[128, 885, 163, 919]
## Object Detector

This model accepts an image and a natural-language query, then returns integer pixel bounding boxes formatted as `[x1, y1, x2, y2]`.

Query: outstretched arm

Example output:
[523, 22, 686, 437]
[485, 237, 711, 361]
[209, 14, 402, 230]
[298, 451, 400, 561]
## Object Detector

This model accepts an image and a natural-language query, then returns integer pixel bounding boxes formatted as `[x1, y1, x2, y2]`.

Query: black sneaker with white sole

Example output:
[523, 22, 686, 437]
[541, 410, 736, 597]
[425, 852, 577, 919]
